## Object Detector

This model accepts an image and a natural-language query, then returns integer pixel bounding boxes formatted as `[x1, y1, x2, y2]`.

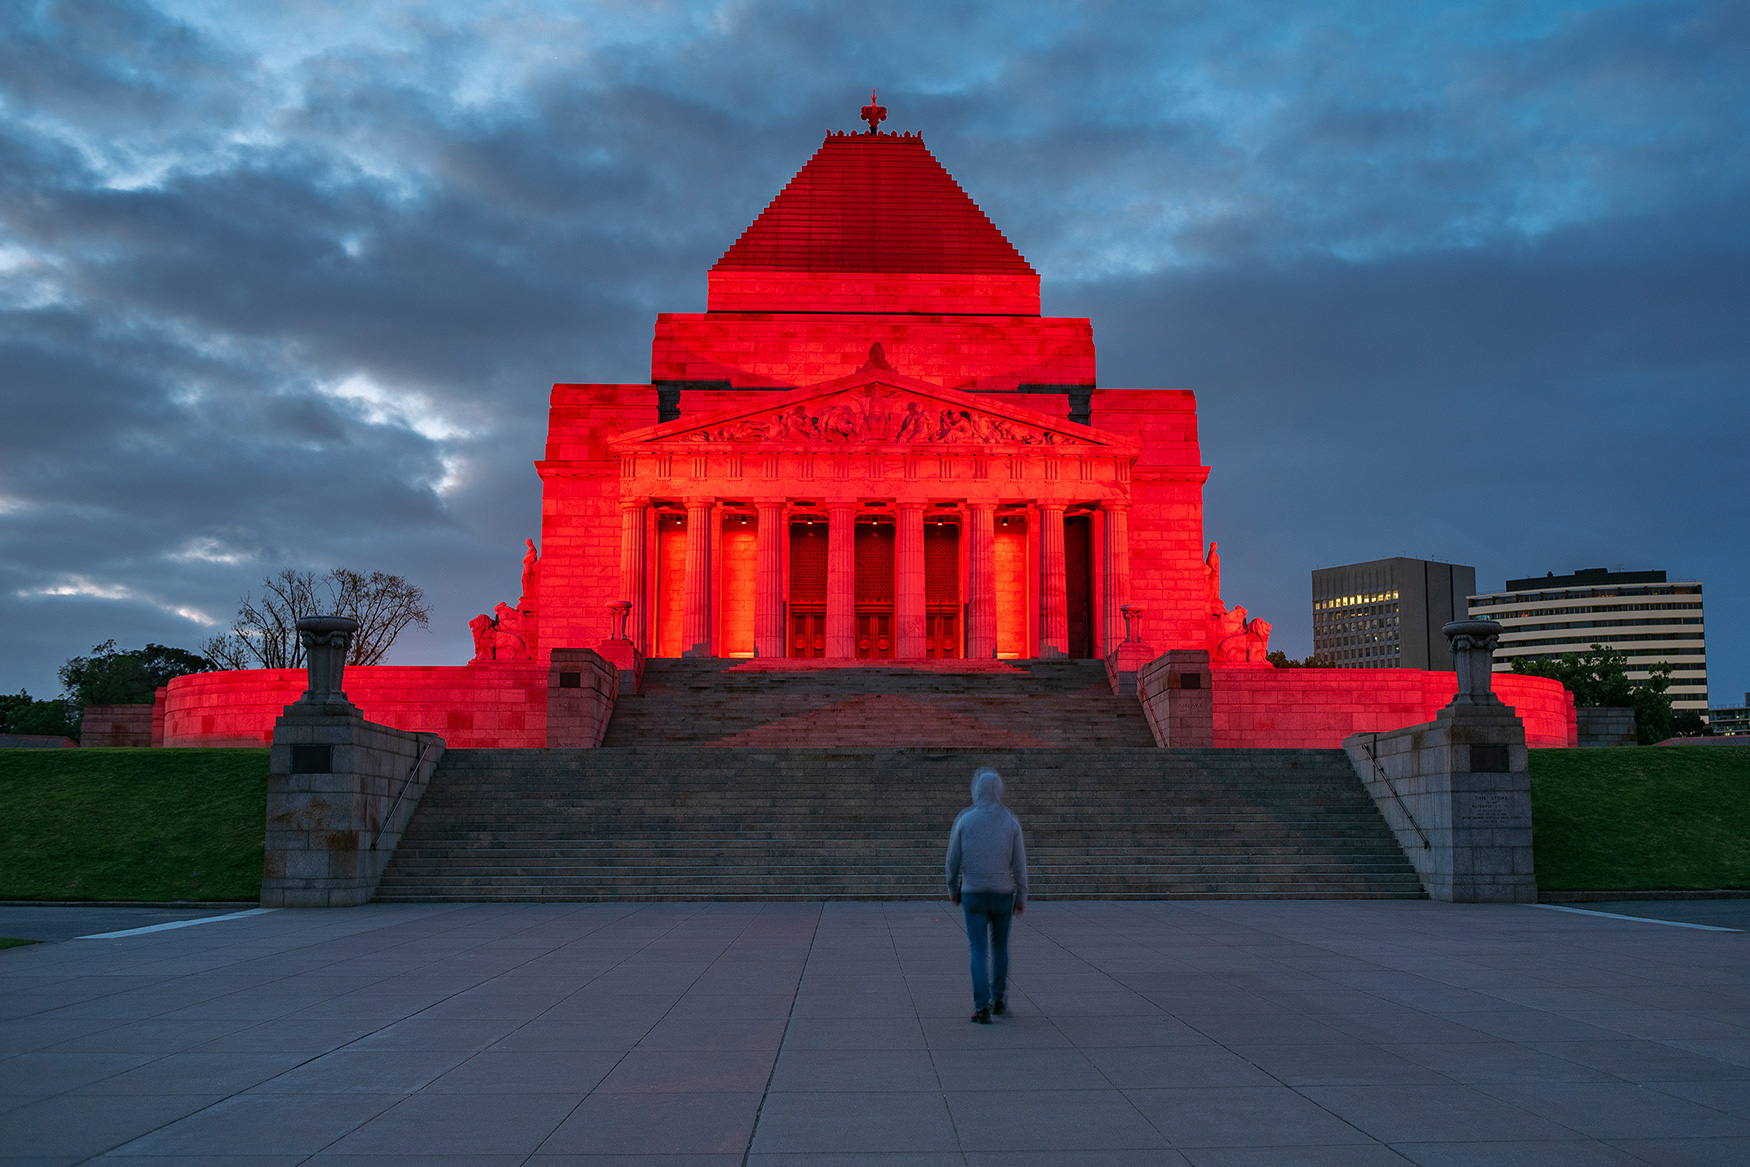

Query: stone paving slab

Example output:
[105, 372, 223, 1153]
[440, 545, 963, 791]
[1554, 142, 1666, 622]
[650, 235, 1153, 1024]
[0, 900, 1746, 1163]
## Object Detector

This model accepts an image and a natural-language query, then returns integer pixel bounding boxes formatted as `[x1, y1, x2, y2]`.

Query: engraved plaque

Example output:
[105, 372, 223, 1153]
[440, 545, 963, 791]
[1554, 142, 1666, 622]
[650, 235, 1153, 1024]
[1463, 792, 1515, 826]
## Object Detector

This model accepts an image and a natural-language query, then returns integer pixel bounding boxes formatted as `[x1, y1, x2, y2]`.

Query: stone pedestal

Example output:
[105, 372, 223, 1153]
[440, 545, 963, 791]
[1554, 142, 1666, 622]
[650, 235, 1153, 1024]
[263, 617, 444, 908]
[1343, 619, 1536, 903]
[595, 608, 644, 699]
[1137, 650, 1213, 747]
[1103, 604, 1154, 696]
[548, 647, 619, 747]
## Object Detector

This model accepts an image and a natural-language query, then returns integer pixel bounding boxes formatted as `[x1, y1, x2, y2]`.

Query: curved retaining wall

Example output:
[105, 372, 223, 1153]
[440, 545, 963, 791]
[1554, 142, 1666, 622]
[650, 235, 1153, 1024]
[163, 663, 548, 748]
[1211, 666, 1575, 749]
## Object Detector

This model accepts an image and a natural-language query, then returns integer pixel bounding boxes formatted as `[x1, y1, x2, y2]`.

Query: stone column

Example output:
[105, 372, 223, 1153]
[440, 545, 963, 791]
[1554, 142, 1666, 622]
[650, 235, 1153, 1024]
[1100, 502, 1131, 655]
[826, 503, 857, 658]
[754, 500, 787, 658]
[895, 503, 927, 659]
[619, 500, 649, 653]
[682, 498, 715, 657]
[1039, 503, 1068, 658]
[967, 503, 998, 659]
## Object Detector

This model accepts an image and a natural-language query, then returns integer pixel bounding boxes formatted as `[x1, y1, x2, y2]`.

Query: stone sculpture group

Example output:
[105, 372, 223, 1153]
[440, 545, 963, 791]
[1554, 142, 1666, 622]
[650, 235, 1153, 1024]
[470, 538, 542, 663]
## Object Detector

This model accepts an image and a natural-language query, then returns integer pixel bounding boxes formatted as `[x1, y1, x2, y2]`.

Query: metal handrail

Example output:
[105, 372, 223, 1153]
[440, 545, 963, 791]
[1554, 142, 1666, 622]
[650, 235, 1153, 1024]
[372, 741, 432, 851]
[1366, 732, 1428, 850]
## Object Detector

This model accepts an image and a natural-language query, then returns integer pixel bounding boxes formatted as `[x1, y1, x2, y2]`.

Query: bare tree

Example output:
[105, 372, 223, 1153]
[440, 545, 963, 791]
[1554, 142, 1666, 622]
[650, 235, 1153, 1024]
[330, 569, 430, 665]
[204, 568, 430, 669]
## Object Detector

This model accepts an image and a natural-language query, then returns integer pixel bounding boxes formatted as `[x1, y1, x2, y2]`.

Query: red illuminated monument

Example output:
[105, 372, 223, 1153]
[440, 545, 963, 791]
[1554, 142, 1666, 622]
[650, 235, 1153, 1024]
[164, 112, 1574, 748]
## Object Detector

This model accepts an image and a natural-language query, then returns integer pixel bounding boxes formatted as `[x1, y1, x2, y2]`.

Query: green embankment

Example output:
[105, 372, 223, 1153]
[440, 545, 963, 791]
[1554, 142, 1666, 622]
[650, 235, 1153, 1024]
[0, 744, 1743, 900]
[0, 749, 267, 902]
[1531, 746, 1750, 891]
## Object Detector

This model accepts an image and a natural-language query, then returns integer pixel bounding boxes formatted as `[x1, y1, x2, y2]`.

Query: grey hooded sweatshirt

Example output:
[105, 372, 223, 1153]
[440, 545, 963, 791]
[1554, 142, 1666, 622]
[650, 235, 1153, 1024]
[946, 769, 1028, 905]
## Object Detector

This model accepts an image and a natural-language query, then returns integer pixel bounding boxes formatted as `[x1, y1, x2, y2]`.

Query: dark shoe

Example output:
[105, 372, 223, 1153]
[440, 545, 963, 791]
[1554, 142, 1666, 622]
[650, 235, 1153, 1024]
[970, 1008, 991, 1024]
[992, 999, 1006, 1016]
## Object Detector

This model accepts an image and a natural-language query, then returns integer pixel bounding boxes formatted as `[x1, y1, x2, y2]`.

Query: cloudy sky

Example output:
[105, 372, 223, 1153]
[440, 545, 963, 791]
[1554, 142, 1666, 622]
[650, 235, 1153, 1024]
[3, 0, 1745, 704]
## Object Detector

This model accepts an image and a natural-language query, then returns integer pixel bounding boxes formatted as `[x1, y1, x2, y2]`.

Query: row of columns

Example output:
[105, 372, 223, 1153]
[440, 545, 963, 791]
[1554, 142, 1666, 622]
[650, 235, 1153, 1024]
[619, 498, 1131, 660]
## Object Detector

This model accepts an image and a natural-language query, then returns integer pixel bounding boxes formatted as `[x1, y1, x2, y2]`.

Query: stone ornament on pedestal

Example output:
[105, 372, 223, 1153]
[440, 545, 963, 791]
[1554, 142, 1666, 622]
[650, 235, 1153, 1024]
[595, 602, 646, 695]
[1343, 616, 1535, 903]
[1105, 605, 1158, 696]
[1444, 619, 1504, 705]
[294, 616, 358, 709]
[264, 616, 443, 908]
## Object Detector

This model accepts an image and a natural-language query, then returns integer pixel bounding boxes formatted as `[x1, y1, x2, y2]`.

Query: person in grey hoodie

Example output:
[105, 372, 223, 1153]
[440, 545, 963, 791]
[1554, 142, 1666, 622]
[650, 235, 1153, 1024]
[946, 766, 1029, 1023]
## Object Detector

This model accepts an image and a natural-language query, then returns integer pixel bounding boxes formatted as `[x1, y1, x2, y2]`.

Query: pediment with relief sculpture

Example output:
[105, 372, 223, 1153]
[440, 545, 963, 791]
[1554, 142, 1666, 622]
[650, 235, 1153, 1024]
[610, 345, 1137, 456]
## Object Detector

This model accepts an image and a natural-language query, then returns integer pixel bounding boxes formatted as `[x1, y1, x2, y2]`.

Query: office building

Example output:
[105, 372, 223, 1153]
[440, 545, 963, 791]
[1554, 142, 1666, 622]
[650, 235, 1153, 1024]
[1312, 558, 1477, 670]
[1468, 568, 1708, 712]
[1710, 695, 1748, 736]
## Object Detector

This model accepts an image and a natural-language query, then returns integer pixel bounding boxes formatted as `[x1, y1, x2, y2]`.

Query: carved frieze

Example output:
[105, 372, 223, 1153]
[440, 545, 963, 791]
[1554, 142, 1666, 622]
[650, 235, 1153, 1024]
[672, 387, 1090, 449]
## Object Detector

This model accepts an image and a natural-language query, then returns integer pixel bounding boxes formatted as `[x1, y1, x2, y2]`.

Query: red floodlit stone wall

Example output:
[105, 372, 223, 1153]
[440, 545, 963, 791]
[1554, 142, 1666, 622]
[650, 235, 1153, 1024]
[163, 664, 548, 749]
[652, 314, 1094, 392]
[1090, 390, 1209, 653]
[538, 384, 661, 653]
[1210, 667, 1575, 749]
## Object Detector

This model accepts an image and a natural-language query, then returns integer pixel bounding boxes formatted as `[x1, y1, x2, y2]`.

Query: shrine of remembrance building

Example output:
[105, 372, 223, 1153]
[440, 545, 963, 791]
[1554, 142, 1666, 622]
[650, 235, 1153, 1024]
[160, 118, 1575, 751]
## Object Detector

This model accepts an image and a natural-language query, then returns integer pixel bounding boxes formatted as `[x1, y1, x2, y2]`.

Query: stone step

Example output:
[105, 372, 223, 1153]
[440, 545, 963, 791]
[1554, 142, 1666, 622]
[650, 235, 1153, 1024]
[375, 744, 1423, 902]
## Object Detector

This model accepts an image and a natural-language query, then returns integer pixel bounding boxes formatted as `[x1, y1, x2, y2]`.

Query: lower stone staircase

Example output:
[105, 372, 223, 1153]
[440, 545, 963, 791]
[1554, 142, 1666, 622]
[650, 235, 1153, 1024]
[374, 746, 1425, 902]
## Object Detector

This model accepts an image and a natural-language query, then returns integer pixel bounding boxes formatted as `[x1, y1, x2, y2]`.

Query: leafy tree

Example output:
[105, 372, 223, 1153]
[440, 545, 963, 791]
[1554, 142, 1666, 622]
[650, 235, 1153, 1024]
[1670, 709, 1710, 738]
[1512, 644, 1676, 745]
[204, 568, 431, 669]
[1267, 651, 1337, 669]
[0, 691, 79, 738]
[58, 640, 213, 707]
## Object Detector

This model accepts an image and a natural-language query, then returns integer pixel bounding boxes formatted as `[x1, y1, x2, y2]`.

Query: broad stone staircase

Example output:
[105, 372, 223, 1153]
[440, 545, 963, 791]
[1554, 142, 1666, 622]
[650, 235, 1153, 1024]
[600, 658, 1157, 748]
[374, 746, 1425, 902]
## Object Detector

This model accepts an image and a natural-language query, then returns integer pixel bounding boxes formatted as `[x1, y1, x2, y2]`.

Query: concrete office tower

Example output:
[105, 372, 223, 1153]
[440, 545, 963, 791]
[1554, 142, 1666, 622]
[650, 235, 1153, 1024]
[1468, 568, 1709, 713]
[1312, 559, 1477, 670]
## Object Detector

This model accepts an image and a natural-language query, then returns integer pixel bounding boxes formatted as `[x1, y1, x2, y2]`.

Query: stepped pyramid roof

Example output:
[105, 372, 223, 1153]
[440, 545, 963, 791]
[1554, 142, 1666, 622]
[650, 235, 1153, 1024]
[713, 132, 1035, 276]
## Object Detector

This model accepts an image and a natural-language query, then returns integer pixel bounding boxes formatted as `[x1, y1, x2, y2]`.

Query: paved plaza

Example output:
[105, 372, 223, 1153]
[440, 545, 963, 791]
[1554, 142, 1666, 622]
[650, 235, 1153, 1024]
[3, 899, 1748, 1165]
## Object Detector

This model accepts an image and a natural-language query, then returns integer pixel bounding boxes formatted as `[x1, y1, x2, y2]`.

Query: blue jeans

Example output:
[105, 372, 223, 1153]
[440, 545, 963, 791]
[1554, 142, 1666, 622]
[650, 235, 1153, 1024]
[962, 891, 1015, 1011]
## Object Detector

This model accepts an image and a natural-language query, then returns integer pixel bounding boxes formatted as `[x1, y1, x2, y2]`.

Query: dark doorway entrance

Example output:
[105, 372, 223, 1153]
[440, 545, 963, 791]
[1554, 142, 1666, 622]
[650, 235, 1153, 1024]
[789, 521, 826, 657]
[1065, 514, 1095, 659]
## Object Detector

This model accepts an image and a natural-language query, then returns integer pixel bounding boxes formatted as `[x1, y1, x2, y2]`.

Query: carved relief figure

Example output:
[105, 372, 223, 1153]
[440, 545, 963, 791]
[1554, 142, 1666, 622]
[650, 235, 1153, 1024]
[668, 391, 1085, 448]
[894, 401, 927, 443]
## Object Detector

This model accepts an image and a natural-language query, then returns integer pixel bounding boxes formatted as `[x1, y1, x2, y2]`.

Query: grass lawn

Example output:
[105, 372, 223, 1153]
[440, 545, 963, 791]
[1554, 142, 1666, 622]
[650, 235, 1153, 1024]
[0, 938, 39, 949]
[1531, 745, 1750, 891]
[0, 748, 267, 902]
